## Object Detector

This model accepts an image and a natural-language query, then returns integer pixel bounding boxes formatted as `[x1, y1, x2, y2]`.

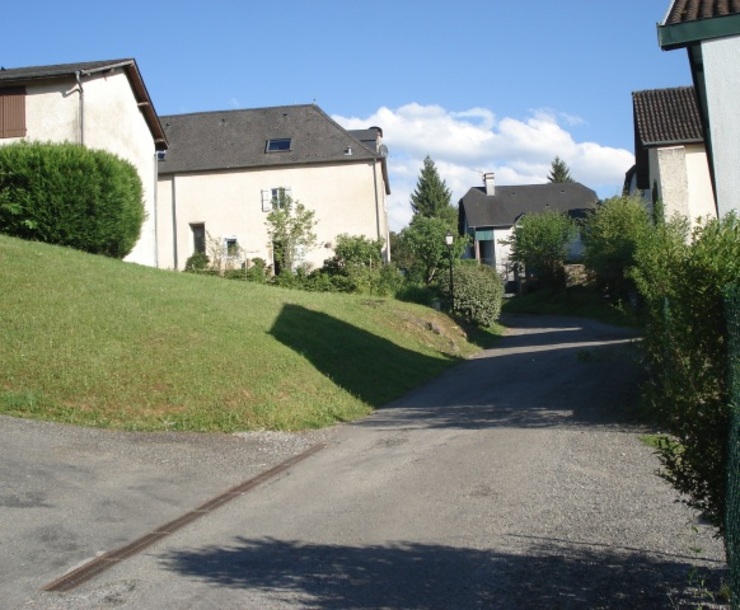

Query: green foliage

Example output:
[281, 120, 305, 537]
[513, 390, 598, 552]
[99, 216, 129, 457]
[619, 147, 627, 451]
[0, 141, 145, 258]
[318, 234, 401, 296]
[504, 210, 577, 291]
[184, 251, 210, 273]
[265, 192, 317, 274]
[583, 195, 653, 300]
[548, 156, 574, 183]
[323, 234, 384, 273]
[399, 215, 466, 285]
[410, 155, 456, 223]
[450, 262, 504, 327]
[631, 212, 740, 532]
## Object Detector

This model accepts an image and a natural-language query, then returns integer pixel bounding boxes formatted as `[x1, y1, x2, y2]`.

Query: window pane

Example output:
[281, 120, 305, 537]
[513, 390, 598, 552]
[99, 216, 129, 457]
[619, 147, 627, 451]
[191, 223, 205, 254]
[266, 138, 291, 152]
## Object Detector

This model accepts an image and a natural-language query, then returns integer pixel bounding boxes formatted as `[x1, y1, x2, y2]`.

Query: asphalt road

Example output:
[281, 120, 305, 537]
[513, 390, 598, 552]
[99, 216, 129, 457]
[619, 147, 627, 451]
[3, 315, 728, 609]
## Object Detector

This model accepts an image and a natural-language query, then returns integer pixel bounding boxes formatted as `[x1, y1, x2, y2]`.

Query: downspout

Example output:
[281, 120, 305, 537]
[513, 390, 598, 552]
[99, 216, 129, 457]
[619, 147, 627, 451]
[153, 153, 159, 268]
[75, 71, 84, 145]
[371, 160, 386, 262]
[171, 177, 178, 270]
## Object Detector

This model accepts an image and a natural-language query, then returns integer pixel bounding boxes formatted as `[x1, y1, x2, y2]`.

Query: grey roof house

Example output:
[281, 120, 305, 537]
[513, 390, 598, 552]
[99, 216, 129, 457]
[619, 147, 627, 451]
[458, 172, 597, 277]
[155, 104, 391, 271]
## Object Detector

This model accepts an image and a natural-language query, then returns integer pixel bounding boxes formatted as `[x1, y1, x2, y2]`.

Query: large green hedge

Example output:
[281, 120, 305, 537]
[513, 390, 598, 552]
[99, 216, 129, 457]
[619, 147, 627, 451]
[0, 141, 145, 258]
[631, 212, 740, 533]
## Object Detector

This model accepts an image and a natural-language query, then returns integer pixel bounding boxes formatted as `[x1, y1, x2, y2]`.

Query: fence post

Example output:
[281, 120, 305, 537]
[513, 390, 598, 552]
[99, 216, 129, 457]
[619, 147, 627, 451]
[725, 284, 740, 609]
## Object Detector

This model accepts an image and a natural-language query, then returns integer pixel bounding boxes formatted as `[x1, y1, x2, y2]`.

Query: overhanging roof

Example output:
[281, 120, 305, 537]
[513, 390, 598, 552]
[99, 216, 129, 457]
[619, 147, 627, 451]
[632, 86, 704, 146]
[0, 59, 167, 150]
[659, 0, 740, 49]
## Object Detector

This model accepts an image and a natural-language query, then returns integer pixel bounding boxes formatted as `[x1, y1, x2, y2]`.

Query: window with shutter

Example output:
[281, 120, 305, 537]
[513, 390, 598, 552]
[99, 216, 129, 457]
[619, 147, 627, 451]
[0, 88, 27, 139]
[261, 187, 291, 212]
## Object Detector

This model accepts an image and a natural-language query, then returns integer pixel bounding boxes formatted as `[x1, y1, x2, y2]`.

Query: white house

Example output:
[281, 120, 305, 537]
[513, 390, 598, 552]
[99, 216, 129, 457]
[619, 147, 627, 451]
[458, 173, 598, 277]
[627, 86, 716, 229]
[0, 59, 167, 266]
[658, 0, 740, 217]
[156, 104, 390, 271]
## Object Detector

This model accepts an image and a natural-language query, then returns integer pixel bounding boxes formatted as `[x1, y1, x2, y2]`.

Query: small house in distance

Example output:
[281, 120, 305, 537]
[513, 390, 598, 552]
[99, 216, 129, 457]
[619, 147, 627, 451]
[458, 172, 597, 277]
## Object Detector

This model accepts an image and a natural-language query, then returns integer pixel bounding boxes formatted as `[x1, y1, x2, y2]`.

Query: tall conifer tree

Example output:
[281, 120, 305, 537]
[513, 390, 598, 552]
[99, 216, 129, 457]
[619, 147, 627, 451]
[410, 155, 454, 222]
[548, 156, 575, 183]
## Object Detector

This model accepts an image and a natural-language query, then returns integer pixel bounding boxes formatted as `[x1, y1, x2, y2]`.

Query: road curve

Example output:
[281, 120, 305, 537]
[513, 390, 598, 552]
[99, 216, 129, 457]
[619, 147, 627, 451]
[10, 314, 728, 609]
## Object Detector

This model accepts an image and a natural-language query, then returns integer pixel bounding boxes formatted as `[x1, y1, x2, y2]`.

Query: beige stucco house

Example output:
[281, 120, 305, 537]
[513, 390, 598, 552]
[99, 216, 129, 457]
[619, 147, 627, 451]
[156, 104, 390, 272]
[627, 86, 716, 229]
[658, 0, 740, 218]
[0, 59, 167, 266]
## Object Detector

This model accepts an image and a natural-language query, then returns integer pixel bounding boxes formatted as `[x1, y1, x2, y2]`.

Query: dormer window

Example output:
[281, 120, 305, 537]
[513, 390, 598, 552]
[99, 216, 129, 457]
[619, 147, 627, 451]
[266, 138, 291, 152]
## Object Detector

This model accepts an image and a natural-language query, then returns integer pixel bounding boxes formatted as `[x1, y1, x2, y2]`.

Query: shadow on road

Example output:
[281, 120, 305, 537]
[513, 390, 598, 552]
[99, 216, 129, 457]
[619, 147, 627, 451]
[358, 316, 647, 431]
[161, 535, 725, 609]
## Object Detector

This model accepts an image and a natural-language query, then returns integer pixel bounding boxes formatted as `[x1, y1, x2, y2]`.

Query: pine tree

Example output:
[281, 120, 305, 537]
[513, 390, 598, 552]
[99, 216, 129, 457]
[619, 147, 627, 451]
[410, 155, 454, 222]
[547, 156, 575, 183]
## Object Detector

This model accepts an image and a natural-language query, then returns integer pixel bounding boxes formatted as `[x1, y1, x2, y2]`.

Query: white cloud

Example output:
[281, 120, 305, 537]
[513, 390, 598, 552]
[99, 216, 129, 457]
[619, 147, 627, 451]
[334, 104, 634, 232]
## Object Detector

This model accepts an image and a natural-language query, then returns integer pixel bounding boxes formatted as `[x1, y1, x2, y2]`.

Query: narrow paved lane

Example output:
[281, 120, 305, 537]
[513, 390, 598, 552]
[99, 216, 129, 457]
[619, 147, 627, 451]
[20, 315, 727, 609]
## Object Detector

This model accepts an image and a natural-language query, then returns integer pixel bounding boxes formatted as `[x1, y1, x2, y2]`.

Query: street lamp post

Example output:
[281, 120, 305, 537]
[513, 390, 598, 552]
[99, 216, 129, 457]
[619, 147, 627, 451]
[445, 230, 454, 310]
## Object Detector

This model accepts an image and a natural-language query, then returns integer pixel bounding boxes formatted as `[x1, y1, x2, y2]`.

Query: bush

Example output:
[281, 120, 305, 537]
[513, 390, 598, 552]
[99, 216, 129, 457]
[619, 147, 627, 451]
[450, 262, 504, 327]
[504, 210, 577, 292]
[631, 212, 740, 533]
[184, 251, 210, 273]
[583, 195, 652, 300]
[0, 141, 145, 258]
[395, 283, 441, 307]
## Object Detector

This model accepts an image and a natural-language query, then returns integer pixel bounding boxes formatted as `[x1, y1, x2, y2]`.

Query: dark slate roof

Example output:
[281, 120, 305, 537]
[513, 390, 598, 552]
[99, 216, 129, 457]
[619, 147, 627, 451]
[0, 59, 167, 150]
[158, 104, 382, 175]
[632, 86, 703, 146]
[459, 182, 598, 229]
[664, 0, 740, 24]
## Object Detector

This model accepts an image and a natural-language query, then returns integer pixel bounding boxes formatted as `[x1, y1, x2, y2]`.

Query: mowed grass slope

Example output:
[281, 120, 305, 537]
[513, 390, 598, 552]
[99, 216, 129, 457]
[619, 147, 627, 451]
[1, 235, 485, 432]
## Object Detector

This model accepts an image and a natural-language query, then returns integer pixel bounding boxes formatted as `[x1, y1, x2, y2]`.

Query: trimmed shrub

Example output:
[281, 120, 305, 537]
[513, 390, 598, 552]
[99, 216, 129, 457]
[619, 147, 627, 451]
[0, 141, 145, 258]
[450, 262, 504, 327]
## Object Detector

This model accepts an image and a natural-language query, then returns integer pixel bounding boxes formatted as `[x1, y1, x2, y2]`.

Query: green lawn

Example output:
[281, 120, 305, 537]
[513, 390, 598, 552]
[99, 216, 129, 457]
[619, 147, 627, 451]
[0, 235, 492, 432]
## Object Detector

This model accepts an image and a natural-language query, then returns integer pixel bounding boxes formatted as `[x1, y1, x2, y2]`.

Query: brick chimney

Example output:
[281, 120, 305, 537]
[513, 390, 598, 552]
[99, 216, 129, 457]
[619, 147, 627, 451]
[483, 172, 495, 196]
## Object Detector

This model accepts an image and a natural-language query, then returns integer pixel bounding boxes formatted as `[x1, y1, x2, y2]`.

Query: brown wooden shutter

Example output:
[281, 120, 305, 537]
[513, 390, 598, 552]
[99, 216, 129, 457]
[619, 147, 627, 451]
[0, 87, 27, 138]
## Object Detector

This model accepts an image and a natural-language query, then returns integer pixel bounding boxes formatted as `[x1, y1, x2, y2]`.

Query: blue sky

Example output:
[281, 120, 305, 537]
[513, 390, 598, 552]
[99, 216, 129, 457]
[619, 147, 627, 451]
[3, 1, 691, 230]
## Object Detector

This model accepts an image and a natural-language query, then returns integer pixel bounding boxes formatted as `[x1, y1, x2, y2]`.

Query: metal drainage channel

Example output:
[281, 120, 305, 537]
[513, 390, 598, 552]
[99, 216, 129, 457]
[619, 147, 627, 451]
[43, 443, 326, 592]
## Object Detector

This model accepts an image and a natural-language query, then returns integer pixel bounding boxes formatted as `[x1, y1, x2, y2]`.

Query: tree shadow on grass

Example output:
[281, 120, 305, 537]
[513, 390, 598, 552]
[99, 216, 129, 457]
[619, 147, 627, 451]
[269, 304, 459, 407]
[161, 536, 726, 609]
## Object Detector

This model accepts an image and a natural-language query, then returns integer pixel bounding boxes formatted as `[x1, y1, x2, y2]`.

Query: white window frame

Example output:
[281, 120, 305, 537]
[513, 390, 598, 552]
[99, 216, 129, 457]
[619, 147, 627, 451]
[261, 187, 292, 212]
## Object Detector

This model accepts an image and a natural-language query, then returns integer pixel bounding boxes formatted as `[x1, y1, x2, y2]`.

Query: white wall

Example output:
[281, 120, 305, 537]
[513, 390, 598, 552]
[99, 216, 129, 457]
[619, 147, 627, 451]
[649, 143, 716, 230]
[702, 36, 740, 218]
[82, 71, 158, 266]
[157, 160, 388, 271]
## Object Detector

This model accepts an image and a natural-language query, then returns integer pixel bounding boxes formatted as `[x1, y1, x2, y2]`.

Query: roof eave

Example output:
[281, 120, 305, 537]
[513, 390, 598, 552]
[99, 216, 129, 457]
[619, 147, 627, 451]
[642, 137, 705, 147]
[658, 14, 740, 49]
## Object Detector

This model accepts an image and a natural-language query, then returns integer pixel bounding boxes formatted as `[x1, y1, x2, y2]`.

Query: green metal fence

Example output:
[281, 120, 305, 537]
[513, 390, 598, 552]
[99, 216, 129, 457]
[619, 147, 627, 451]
[726, 283, 740, 609]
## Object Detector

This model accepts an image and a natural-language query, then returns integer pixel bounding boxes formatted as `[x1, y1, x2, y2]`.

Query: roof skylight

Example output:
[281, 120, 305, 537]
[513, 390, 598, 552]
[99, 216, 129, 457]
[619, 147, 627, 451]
[266, 138, 291, 153]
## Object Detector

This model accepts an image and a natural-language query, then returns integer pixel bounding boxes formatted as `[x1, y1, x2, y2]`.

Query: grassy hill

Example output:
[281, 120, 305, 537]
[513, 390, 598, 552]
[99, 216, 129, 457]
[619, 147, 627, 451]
[0, 235, 491, 432]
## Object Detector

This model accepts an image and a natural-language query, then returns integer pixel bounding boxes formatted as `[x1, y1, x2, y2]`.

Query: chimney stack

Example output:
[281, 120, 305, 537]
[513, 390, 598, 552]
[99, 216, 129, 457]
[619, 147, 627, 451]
[483, 172, 495, 196]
